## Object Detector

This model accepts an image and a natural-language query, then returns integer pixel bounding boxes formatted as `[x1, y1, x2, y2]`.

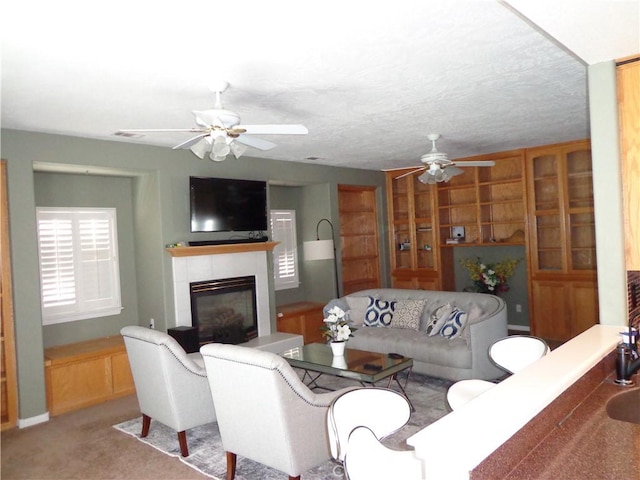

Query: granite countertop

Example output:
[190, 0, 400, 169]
[504, 372, 640, 479]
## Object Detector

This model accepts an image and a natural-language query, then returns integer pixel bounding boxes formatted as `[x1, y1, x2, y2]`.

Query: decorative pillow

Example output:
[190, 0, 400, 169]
[364, 299, 396, 327]
[439, 307, 469, 339]
[345, 295, 374, 326]
[391, 299, 426, 330]
[426, 304, 452, 336]
[461, 304, 482, 347]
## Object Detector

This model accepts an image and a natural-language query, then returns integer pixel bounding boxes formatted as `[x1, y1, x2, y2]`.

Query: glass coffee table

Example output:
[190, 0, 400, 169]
[282, 342, 414, 409]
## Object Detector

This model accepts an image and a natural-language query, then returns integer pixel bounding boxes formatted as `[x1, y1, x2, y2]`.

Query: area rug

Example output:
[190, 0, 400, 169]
[113, 371, 453, 480]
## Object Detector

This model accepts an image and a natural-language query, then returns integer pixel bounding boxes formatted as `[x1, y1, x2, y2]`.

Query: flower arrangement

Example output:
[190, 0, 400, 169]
[460, 257, 522, 294]
[321, 306, 356, 343]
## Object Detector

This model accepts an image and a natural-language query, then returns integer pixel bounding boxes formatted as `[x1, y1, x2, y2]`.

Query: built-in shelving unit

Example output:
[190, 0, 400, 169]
[338, 185, 381, 294]
[386, 170, 452, 290]
[437, 151, 526, 247]
[1, 160, 18, 430]
[525, 139, 598, 341]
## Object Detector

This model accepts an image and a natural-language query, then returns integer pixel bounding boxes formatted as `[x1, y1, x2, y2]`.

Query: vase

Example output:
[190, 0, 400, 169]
[331, 355, 347, 369]
[330, 341, 346, 356]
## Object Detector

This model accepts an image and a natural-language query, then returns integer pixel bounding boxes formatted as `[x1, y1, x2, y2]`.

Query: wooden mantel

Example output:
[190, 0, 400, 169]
[165, 241, 278, 257]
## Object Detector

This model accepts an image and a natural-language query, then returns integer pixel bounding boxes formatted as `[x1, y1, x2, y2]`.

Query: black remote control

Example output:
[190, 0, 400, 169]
[388, 352, 404, 359]
[363, 363, 382, 371]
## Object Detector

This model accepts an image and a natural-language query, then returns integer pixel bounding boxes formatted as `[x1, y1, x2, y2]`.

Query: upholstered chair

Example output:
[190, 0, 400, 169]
[327, 387, 411, 464]
[120, 326, 216, 457]
[200, 343, 354, 480]
[343, 426, 424, 479]
[446, 335, 550, 410]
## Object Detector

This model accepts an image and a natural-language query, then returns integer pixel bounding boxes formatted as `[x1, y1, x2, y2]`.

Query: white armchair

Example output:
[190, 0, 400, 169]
[200, 343, 354, 480]
[327, 387, 411, 464]
[120, 326, 216, 457]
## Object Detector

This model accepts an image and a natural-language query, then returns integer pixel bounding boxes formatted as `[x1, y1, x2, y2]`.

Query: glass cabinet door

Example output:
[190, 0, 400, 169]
[531, 153, 563, 271]
[413, 176, 435, 269]
[565, 148, 595, 271]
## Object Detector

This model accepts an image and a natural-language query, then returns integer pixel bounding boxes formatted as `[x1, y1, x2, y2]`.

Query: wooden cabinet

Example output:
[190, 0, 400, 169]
[526, 140, 598, 341]
[1, 160, 18, 430]
[617, 56, 640, 270]
[276, 301, 325, 344]
[437, 150, 526, 246]
[338, 185, 381, 295]
[386, 170, 452, 290]
[531, 278, 599, 341]
[44, 336, 135, 416]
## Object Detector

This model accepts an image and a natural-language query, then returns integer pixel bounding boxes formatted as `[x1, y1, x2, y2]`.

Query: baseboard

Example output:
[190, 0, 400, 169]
[508, 324, 530, 333]
[18, 412, 50, 428]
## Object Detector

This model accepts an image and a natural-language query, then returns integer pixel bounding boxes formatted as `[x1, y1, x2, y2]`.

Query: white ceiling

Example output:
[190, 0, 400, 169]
[2, 1, 638, 172]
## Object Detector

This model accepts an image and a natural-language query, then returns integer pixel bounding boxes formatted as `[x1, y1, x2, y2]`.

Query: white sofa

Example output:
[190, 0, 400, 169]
[325, 288, 508, 381]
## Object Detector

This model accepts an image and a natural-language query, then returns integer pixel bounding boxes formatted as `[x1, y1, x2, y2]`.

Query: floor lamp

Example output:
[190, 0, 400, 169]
[303, 218, 340, 298]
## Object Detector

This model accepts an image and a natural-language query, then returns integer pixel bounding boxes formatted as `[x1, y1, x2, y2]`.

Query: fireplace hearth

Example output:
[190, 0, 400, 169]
[190, 276, 258, 345]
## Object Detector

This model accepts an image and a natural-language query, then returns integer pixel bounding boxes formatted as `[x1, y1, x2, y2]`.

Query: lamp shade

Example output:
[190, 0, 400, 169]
[303, 239, 335, 261]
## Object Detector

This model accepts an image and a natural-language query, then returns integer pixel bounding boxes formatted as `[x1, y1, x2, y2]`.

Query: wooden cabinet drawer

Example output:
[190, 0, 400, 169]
[44, 336, 136, 416]
[277, 302, 325, 344]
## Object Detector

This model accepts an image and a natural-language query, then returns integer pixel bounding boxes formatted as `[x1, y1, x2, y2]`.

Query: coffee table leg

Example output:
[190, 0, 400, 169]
[300, 369, 333, 391]
[386, 367, 415, 412]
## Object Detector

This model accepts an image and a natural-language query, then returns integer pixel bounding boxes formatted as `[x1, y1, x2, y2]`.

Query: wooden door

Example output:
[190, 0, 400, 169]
[338, 185, 381, 295]
[1, 160, 18, 430]
[618, 57, 640, 270]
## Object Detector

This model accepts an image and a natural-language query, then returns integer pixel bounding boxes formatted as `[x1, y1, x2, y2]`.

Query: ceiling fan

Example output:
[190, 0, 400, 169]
[384, 133, 495, 184]
[118, 81, 308, 162]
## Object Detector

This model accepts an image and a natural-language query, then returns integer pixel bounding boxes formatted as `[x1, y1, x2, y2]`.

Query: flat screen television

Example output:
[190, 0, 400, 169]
[190, 177, 268, 233]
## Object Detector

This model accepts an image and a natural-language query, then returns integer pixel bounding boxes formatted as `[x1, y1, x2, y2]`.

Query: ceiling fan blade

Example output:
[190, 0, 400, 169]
[239, 124, 308, 135]
[453, 160, 496, 167]
[395, 167, 426, 179]
[235, 134, 277, 151]
[118, 128, 206, 133]
[172, 133, 210, 150]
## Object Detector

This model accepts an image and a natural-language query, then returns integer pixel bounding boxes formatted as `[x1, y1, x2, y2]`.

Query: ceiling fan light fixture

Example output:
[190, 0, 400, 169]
[230, 141, 247, 159]
[212, 135, 231, 157]
[189, 138, 211, 159]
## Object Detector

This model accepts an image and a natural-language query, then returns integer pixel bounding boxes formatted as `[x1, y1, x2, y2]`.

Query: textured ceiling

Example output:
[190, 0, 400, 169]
[2, 1, 639, 172]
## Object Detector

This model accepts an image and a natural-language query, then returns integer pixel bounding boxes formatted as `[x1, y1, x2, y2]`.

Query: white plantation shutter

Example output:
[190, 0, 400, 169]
[36, 208, 122, 324]
[270, 210, 299, 290]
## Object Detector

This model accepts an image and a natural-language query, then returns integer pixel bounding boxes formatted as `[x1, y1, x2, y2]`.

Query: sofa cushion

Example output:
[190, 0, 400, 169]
[391, 299, 426, 331]
[364, 299, 396, 327]
[439, 307, 469, 339]
[346, 295, 374, 326]
[426, 304, 452, 336]
[347, 327, 473, 369]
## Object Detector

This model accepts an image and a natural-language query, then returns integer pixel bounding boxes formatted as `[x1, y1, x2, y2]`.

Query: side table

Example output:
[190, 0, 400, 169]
[276, 301, 325, 344]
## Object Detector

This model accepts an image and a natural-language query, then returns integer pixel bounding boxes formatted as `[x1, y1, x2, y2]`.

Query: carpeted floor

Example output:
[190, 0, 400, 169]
[113, 371, 453, 480]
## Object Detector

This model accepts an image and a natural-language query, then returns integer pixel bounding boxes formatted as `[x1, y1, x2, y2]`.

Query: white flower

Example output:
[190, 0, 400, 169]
[321, 306, 356, 342]
[335, 325, 352, 342]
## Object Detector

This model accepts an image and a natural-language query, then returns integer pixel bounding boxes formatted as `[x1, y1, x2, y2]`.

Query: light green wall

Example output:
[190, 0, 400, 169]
[2, 128, 387, 421]
[588, 61, 628, 326]
[453, 245, 529, 328]
[33, 172, 140, 347]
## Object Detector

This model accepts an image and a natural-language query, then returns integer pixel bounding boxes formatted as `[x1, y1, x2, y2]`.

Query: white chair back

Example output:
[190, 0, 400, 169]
[200, 342, 354, 479]
[328, 387, 411, 463]
[343, 426, 424, 480]
[489, 335, 550, 374]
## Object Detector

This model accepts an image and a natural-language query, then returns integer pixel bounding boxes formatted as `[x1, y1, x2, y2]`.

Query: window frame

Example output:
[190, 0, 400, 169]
[270, 209, 300, 291]
[36, 207, 123, 325]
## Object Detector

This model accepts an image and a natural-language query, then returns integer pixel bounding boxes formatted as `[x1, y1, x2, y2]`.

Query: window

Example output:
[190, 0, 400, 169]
[270, 209, 299, 290]
[36, 207, 122, 325]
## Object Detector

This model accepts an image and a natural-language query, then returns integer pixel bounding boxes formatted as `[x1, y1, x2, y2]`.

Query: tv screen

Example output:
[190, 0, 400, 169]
[190, 177, 268, 233]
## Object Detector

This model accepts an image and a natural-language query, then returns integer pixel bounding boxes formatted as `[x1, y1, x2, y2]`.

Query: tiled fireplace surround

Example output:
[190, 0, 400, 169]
[167, 243, 302, 352]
